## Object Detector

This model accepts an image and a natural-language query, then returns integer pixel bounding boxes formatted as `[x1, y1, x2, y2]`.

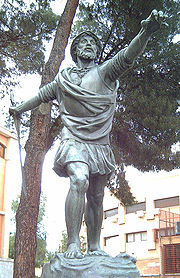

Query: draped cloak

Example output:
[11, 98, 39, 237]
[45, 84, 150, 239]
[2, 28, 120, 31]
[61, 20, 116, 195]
[56, 68, 118, 143]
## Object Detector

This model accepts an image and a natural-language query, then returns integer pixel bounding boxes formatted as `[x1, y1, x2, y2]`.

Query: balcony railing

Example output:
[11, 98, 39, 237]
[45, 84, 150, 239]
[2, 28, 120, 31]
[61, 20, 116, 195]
[155, 209, 180, 239]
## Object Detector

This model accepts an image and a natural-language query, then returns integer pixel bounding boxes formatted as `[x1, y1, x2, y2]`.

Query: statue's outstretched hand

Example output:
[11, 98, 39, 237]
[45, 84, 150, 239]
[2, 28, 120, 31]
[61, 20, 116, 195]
[141, 9, 168, 35]
[9, 107, 21, 118]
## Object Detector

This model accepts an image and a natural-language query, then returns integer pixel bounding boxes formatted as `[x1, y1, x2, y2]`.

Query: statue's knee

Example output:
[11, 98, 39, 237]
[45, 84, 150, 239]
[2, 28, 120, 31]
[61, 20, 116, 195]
[88, 192, 104, 207]
[71, 173, 89, 193]
[95, 192, 104, 206]
[67, 163, 89, 193]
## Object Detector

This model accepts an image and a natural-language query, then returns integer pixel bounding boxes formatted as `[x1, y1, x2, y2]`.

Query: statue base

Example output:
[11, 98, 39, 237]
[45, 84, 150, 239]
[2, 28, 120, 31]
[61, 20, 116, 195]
[41, 253, 140, 278]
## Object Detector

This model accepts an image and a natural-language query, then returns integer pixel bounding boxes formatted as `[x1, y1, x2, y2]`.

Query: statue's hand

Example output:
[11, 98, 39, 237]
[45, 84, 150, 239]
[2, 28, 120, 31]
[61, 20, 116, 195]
[9, 106, 21, 117]
[141, 9, 168, 35]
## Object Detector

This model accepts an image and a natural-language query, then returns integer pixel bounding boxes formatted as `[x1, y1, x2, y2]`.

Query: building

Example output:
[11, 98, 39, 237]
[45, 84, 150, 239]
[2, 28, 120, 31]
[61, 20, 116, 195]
[0, 126, 21, 276]
[100, 171, 180, 277]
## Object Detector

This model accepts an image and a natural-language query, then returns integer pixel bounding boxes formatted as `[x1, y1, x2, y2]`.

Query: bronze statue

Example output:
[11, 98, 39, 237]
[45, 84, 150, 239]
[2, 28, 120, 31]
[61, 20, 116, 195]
[10, 10, 166, 259]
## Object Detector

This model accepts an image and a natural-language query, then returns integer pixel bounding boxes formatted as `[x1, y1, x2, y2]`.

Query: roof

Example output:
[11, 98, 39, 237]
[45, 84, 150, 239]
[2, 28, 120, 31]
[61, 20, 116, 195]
[0, 126, 17, 140]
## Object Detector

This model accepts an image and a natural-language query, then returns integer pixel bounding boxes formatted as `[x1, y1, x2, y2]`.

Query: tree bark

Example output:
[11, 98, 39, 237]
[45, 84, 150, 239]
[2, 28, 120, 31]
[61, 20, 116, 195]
[13, 1, 79, 277]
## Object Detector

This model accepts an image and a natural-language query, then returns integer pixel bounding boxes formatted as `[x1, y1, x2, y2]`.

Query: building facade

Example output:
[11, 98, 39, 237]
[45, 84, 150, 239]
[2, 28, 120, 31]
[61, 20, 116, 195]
[100, 171, 180, 278]
[0, 126, 20, 258]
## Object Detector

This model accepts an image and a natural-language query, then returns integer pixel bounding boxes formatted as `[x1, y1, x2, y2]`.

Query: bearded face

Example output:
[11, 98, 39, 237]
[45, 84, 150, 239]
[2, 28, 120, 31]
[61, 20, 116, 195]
[76, 35, 98, 61]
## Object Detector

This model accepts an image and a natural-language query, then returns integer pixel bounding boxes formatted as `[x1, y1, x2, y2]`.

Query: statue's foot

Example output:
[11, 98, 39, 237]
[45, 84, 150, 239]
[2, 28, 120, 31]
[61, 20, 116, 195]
[87, 248, 109, 257]
[64, 243, 83, 259]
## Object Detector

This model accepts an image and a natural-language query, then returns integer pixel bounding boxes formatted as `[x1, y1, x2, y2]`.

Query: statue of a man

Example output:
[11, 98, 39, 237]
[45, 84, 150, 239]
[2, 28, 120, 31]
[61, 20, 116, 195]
[10, 10, 166, 259]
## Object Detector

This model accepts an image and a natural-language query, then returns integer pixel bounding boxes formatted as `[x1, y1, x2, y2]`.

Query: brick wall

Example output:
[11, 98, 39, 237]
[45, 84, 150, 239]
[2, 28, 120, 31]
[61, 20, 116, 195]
[137, 258, 160, 275]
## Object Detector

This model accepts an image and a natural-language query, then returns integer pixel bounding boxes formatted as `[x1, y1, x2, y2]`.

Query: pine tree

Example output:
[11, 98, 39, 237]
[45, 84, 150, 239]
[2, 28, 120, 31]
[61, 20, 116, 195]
[107, 166, 136, 205]
[9, 195, 48, 268]
[0, 0, 59, 96]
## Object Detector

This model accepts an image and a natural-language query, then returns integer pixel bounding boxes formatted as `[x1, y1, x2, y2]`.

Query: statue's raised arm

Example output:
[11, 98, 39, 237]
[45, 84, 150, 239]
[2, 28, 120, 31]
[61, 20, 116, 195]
[102, 9, 167, 83]
[124, 9, 167, 63]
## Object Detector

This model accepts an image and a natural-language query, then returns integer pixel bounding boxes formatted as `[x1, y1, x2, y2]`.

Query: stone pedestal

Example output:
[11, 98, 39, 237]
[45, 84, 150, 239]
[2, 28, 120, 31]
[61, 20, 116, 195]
[41, 253, 140, 278]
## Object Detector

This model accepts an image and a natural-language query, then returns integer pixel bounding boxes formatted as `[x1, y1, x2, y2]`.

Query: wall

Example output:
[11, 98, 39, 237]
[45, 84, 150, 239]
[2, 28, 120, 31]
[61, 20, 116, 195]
[137, 258, 160, 275]
[0, 258, 13, 278]
[0, 127, 20, 258]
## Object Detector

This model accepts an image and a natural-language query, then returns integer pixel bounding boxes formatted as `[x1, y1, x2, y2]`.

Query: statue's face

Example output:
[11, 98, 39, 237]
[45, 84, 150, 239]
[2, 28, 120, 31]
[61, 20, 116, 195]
[76, 35, 98, 61]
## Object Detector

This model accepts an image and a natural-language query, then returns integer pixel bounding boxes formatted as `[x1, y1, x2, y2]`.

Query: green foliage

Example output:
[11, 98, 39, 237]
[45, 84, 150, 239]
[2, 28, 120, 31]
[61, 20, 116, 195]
[11, 197, 20, 217]
[59, 230, 68, 253]
[107, 166, 136, 206]
[35, 237, 47, 268]
[0, 0, 59, 95]
[73, 0, 179, 173]
[9, 194, 51, 267]
[8, 233, 15, 259]
[59, 230, 87, 254]
[45, 250, 57, 263]
[80, 235, 87, 255]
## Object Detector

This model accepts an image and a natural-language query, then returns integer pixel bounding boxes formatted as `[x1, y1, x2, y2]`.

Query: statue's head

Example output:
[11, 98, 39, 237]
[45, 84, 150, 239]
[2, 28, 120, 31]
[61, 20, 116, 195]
[70, 31, 101, 63]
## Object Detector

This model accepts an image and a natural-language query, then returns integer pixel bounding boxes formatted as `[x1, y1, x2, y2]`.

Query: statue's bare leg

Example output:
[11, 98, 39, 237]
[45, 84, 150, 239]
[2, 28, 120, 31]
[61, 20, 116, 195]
[64, 162, 89, 259]
[85, 174, 109, 256]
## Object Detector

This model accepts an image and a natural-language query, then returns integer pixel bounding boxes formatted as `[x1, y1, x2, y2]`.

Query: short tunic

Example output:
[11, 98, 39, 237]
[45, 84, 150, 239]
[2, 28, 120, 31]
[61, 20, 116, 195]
[53, 138, 115, 177]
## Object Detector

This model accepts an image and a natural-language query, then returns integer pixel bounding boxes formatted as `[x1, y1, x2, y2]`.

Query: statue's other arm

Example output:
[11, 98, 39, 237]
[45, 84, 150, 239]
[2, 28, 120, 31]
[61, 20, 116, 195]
[101, 10, 167, 83]
[9, 79, 59, 116]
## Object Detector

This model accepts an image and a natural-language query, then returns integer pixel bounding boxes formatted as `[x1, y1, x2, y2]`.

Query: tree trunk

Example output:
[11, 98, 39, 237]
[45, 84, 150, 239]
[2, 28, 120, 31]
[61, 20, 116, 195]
[13, 1, 79, 277]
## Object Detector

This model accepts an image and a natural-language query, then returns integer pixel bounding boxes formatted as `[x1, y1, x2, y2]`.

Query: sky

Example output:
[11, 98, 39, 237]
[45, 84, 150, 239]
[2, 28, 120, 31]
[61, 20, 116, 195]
[1, 0, 180, 252]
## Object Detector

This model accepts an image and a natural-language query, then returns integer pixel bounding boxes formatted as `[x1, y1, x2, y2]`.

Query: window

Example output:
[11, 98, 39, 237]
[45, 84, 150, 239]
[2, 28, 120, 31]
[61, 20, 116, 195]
[104, 207, 118, 219]
[126, 202, 146, 214]
[104, 235, 119, 246]
[126, 233, 135, 243]
[163, 244, 180, 274]
[155, 196, 179, 208]
[0, 143, 6, 158]
[156, 227, 175, 238]
[140, 231, 147, 241]
[126, 231, 147, 243]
